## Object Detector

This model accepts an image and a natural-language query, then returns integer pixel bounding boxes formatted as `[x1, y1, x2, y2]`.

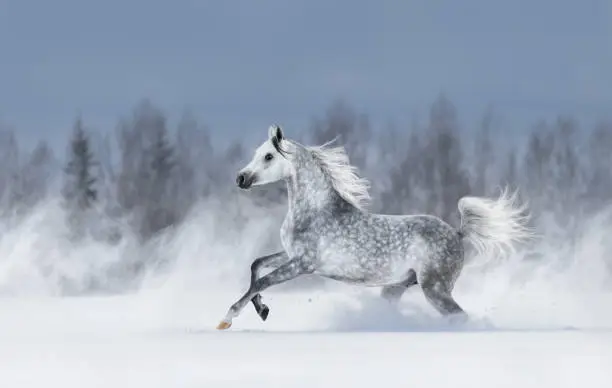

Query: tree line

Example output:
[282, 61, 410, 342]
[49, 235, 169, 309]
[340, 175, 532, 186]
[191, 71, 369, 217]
[1, 95, 611, 287]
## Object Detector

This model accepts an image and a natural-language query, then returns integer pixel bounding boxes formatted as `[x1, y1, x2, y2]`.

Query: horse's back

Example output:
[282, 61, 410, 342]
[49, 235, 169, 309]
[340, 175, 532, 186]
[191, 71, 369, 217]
[370, 212, 463, 260]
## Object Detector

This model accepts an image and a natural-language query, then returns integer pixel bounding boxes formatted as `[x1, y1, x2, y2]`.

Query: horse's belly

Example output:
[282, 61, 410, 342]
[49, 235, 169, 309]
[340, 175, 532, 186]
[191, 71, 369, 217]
[315, 252, 414, 286]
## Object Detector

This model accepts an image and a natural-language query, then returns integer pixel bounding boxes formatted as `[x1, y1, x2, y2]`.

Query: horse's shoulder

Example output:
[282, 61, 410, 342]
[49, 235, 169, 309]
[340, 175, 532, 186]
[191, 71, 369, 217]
[282, 209, 316, 235]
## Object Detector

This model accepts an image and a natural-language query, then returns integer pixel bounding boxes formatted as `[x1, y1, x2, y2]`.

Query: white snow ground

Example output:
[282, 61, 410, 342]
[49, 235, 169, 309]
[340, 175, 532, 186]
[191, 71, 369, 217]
[1, 200, 612, 387]
[1, 284, 611, 388]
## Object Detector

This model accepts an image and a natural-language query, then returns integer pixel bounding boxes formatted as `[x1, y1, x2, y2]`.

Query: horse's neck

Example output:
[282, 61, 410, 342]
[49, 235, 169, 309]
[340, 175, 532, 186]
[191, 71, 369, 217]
[285, 149, 336, 219]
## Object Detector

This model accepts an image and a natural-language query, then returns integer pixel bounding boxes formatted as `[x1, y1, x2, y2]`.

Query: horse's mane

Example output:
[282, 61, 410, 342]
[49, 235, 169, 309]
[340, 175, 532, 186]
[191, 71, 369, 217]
[301, 140, 371, 210]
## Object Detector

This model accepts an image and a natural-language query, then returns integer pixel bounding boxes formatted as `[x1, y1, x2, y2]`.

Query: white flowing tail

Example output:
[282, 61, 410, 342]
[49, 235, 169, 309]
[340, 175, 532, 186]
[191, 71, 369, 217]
[458, 188, 533, 260]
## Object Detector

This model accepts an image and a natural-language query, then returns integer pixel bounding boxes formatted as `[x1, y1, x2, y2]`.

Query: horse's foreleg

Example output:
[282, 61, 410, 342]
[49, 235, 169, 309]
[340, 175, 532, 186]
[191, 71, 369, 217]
[217, 258, 312, 330]
[249, 251, 290, 320]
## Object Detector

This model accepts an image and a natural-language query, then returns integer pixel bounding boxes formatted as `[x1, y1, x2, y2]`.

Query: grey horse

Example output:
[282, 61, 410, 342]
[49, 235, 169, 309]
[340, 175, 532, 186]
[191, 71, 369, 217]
[217, 125, 532, 330]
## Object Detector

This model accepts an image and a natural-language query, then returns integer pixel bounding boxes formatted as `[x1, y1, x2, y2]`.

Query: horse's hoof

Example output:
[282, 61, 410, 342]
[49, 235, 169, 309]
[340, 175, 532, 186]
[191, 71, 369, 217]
[258, 305, 270, 321]
[216, 320, 232, 330]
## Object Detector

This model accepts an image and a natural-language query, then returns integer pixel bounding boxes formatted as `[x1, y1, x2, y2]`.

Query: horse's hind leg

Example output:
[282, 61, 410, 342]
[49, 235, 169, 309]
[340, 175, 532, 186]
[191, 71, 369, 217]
[419, 270, 467, 323]
[380, 269, 418, 305]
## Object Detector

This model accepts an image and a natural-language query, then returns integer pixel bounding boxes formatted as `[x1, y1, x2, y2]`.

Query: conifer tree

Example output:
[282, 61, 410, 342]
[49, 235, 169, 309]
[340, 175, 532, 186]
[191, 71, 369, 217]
[63, 116, 98, 223]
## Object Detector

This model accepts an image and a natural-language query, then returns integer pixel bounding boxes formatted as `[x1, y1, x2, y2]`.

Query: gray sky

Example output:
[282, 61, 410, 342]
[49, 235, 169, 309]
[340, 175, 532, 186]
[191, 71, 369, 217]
[1, 0, 610, 151]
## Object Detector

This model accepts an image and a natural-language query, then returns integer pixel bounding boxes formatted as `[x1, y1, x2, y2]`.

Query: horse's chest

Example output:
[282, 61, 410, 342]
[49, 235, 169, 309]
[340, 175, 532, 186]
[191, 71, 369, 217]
[280, 218, 293, 251]
[280, 216, 316, 258]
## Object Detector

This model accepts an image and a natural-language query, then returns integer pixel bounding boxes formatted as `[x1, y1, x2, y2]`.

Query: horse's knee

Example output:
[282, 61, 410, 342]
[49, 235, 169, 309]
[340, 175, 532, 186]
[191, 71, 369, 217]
[253, 276, 272, 292]
[251, 258, 264, 273]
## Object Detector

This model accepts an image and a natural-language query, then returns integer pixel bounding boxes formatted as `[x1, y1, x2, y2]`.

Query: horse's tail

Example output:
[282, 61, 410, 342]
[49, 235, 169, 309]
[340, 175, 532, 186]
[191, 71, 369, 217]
[457, 187, 533, 260]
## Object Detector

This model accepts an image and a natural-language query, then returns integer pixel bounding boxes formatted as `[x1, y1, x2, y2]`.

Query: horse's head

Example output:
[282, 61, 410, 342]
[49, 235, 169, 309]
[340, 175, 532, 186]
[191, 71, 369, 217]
[236, 125, 293, 189]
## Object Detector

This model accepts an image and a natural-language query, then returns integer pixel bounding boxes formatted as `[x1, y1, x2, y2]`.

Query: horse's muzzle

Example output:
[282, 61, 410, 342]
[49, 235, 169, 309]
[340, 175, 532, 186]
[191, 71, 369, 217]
[236, 172, 256, 189]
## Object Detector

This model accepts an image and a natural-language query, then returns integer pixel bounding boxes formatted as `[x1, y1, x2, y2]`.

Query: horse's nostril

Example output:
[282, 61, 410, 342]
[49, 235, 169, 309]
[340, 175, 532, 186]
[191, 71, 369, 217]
[236, 173, 245, 187]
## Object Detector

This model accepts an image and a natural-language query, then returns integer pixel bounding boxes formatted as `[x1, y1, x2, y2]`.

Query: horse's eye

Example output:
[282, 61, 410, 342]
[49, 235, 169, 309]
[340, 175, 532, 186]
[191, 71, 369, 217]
[264, 153, 274, 161]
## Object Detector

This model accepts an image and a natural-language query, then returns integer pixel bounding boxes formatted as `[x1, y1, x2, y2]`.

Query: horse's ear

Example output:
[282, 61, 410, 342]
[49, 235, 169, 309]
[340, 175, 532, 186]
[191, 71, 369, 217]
[268, 125, 284, 141]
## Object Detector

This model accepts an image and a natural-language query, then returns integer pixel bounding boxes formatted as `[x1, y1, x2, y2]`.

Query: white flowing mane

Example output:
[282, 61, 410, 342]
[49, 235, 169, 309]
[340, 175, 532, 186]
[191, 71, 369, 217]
[303, 140, 371, 210]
